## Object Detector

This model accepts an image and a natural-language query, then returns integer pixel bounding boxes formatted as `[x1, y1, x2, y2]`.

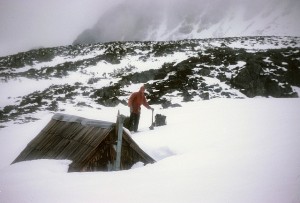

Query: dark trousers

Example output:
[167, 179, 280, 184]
[129, 112, 140, 132]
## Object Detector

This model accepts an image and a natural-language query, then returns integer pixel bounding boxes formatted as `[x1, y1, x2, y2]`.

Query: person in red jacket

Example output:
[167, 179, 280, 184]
[128, 85, 153, 132]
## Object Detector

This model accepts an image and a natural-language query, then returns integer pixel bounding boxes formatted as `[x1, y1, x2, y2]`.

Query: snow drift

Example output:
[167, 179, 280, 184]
[0, 98, 300, 203]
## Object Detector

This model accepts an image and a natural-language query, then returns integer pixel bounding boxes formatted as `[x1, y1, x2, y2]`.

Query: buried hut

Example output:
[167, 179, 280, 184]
[12, 113, 155, 172]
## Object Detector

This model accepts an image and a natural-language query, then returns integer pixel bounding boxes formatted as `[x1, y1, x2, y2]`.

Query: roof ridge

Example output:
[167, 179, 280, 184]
[52, 113, 114, 128]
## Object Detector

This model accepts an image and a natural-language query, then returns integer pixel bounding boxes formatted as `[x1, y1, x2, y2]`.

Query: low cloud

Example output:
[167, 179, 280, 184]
[0, 0, 299, 57]
[0, 0, 123, 57]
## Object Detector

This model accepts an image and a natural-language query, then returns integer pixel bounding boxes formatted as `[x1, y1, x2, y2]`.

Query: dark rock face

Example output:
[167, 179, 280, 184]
[91, 85, 128, 107]
[89, 45, 300, 107]
[230, 49, 300, 98]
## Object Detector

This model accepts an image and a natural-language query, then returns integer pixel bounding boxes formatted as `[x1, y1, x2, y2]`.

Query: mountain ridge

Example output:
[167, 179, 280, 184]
[73, 0, 300, 45]
[0, 36, 300, 126]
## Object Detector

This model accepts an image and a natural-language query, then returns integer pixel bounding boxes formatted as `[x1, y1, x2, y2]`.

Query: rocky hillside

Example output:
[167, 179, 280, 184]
[0, 36, 300, 126]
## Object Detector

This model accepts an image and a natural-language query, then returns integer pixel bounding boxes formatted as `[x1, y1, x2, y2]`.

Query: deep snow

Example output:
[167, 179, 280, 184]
[0, 98, 300, 203]
[1, 36, 300, 202]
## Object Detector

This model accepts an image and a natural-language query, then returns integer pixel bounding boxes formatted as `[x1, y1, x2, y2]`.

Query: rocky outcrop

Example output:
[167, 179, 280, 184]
[231, 49, 300, 98]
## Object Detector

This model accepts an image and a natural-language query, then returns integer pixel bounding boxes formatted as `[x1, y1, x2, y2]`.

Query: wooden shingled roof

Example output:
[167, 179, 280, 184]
[12, 113, 155, 172]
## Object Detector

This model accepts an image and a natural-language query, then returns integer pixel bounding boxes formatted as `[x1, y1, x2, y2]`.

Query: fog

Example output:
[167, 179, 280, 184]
[74, 0, 299, 44]
[0, 0, 123, 57]
[0, 0, 299, 57]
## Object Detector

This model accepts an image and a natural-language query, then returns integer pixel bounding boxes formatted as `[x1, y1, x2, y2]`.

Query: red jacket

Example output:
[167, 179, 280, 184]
[128, 87, 151, 114]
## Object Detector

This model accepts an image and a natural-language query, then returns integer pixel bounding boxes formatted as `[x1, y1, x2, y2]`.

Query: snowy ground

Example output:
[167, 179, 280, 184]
[0, 97, 300, 203]
[1, 36, 300, 202]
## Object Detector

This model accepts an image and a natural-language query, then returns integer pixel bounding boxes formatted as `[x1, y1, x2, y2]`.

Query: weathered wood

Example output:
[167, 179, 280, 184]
[115, 113, 126, 171]
[122, 130, 155, 163]
[12, 113, 155, 172]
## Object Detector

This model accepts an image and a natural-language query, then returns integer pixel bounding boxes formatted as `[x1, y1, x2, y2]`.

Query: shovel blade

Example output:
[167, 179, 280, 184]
[149, 124, 154, 130]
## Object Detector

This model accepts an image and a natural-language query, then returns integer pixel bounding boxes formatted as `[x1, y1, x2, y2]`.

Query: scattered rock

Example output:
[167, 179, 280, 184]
[0, 37, 299, 124]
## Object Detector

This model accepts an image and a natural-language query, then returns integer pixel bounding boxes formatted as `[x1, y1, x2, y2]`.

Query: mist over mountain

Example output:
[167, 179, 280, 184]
[73, 0, 300, 45]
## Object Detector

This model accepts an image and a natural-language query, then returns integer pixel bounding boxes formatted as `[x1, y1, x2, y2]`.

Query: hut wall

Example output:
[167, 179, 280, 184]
[120, 139, 146, 170]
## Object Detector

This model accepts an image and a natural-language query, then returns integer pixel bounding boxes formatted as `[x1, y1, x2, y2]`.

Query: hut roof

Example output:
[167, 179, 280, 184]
[12, 113, 155, 171]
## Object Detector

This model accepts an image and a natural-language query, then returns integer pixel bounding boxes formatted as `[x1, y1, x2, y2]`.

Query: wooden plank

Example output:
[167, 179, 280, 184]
[57, 140, 82, 159]
[12, 146, 35, 163]
[84, 127, 101, 146]
[31, 132, 53, 150]
[73, 126, 93, 142]
[79, 127, 98, 145]
[50, 121, 73, 136]
[45, 120, 66, 134]
[41, 119, 58, 133]
[85, 128, 110, 147]
[88, 131, 109, 147]
[45, 139, 70, 158]
[26, 120, 60, 149]
[37, 136, 63, 158]
[122, 132, 155, 163]
[74, 145, 95, 163]
[25, 149, 46, 160]
[62, 123, 85, 139]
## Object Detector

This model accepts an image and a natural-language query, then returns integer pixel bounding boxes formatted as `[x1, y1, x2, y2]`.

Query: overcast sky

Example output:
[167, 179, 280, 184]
[0, 0, 123, 57]
[0, 0, 299, 57]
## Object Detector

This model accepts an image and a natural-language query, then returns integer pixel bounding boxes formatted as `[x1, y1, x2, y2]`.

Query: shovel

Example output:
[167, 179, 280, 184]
[149, 109, 154, 130]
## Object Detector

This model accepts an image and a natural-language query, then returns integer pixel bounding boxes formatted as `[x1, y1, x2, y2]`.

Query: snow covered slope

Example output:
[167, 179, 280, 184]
[0, 36, 300, 203]
[0, 99, 300, 203]
[1, 36, 300, 127]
